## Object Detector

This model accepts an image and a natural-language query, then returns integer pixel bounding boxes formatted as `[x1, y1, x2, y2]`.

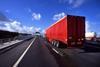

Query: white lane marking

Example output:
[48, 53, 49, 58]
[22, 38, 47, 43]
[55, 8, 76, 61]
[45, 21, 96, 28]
[52, 48, 59, 54]
[52, 48, 64, 56]
[13, 37, 36, 67]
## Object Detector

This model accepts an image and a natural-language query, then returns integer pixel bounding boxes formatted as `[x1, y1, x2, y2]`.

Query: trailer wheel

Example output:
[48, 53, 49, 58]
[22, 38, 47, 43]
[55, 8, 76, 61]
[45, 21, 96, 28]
[51, 40, 56, 46]
[51, 41, 54, 45]
[54, 41, 57, 46]
[56, 41, 59, 48]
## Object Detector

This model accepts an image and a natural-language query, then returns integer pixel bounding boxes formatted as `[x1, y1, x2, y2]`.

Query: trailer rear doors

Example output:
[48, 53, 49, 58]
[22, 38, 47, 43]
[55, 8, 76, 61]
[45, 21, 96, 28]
[67, 15, 85, 47]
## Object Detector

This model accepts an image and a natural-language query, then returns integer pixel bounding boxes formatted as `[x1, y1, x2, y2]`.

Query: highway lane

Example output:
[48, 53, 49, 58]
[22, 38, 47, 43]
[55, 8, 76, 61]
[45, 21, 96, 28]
[0, 38, 34, 67]
[17, 36, 59, 67]
[0, 36, 73, 67]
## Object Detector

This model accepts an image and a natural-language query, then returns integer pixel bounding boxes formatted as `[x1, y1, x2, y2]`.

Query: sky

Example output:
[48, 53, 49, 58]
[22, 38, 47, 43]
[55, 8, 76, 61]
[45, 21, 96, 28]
[0, 0, 100, 35]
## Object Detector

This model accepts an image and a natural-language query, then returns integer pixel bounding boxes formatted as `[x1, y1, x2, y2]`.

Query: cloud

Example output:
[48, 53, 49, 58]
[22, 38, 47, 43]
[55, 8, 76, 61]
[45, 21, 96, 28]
[73, 0, 84, 8]
[85, 32, 96, 37]
[32, 13, 41, 20]
[0, 21, 37, 34]
[86, 21, 91, 32]
[34, 27, 41, 32]
[59, 0, 85, 8]
[85, 21, 96, 37]
[41, 29, 45, 34]
[53, 12, 66, 20]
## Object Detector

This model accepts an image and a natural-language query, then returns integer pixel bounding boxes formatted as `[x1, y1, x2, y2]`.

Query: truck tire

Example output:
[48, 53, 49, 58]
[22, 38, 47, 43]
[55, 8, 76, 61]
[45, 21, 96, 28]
[54, 41, 56, 46]
[51, 40, 56, 46]
[56, 41, 59, 48]
[52, 41, 54, 45]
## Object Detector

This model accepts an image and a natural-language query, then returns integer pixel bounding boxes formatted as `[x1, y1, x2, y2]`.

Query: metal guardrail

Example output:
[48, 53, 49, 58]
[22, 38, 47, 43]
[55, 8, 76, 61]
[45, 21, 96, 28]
[0, 37, 16, 44]
[0, 35, 33, 44]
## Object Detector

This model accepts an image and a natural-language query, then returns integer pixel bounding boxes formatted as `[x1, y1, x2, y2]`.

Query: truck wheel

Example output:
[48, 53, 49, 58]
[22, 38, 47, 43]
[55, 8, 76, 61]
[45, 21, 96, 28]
[52, 41, 54, 45]
[51, 41, 56, 46]
[52, 41, 55, 46]
[56, 41, 59, 48]
[54, 41, 56, 46]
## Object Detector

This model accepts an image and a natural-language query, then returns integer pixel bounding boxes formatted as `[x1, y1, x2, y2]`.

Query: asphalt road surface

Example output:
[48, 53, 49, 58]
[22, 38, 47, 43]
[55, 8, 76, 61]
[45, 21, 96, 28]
[17, 36, 59, 67]
[0, 36, 68, 67]
[1, 36, 99, 67]
[0, 38, 33, 67]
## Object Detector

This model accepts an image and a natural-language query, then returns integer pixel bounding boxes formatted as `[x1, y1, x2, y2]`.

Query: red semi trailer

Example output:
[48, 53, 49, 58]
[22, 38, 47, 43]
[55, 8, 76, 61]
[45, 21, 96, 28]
[45, 15, 85, 48]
